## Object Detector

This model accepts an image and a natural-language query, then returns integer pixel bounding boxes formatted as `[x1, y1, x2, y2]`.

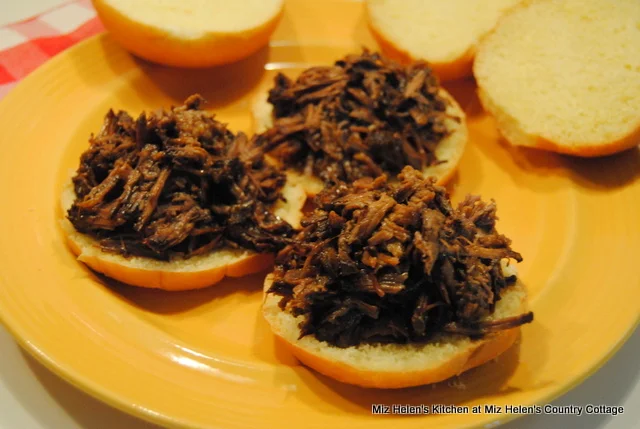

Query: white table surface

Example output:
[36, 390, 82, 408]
[1, 2, 639, 428]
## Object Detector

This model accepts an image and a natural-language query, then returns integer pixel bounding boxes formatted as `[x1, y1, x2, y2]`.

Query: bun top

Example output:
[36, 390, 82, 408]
[366, 0, 521, 67]
[98, 0, 284, 36]
[474, 0, 640, 152]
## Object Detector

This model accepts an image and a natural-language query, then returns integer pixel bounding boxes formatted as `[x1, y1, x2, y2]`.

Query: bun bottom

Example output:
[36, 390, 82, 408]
[262, 274, 528, 388]
[60, 181, 304, 291]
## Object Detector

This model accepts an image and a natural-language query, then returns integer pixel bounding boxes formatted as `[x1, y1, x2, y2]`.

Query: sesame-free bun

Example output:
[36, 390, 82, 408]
[365, 0, 522, 81]
[92, 0, 284, 68]
[252, 87, 468, 198]
[60, 180, 305, 291]
[474, 0, 640, 157]
[262, 273, 528, 388]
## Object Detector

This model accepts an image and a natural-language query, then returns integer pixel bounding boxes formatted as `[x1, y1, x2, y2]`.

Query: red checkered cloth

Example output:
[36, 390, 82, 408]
[0, 0, 103, 100]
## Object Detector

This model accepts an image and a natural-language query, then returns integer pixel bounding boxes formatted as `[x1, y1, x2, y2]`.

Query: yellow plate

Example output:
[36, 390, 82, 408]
[0, 1, 638, 428]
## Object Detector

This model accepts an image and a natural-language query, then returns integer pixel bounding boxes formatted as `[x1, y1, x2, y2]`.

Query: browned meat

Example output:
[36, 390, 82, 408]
[269, 166, 533, 348]
[257, 50, 459, 185]
[68, 95, 294, 260]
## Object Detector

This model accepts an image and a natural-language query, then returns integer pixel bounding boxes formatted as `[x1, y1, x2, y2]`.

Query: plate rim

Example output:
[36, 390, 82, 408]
[0, 31, 639, 429]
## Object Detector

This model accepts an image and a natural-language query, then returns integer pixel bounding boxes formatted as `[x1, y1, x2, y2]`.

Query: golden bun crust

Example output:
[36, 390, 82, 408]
[262, 274, 528, 388]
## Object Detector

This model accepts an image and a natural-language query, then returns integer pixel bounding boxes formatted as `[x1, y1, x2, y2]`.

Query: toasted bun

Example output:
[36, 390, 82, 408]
[365, 0, 522, 81]
[252, 87, 468, 197]
[262, 272, 527, 388]
[474, 0, 640, 157]
[93, 0, 284, 68]
[60, 180, 304, 291]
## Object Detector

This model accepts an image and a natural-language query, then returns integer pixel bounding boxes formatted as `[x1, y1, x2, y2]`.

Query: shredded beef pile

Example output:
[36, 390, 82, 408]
[68, 95, 294, 260]
[269, 167, 533, 348]
[259, 50, 458, 185]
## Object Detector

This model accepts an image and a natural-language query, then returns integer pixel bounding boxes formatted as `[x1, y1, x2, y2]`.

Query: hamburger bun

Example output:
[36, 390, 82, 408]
[365, 0, 522, 81]
[93, 0, 284, 68]
[252, 87, 468, 198]
[474, 0, 640, 157]
[262, 268, 528, 389]
[60, 180, 305, 291]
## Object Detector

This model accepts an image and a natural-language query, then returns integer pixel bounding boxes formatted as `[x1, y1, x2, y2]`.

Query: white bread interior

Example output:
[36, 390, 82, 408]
[97, 0, 283, 36]
[93, 0, 284, 68]
[474, 0, 640, 157]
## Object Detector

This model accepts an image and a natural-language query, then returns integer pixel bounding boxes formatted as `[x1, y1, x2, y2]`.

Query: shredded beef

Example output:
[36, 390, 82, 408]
[268, 166, 533, 348]
[68, 95, 294, 260]
[257, 50, 458, 185]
